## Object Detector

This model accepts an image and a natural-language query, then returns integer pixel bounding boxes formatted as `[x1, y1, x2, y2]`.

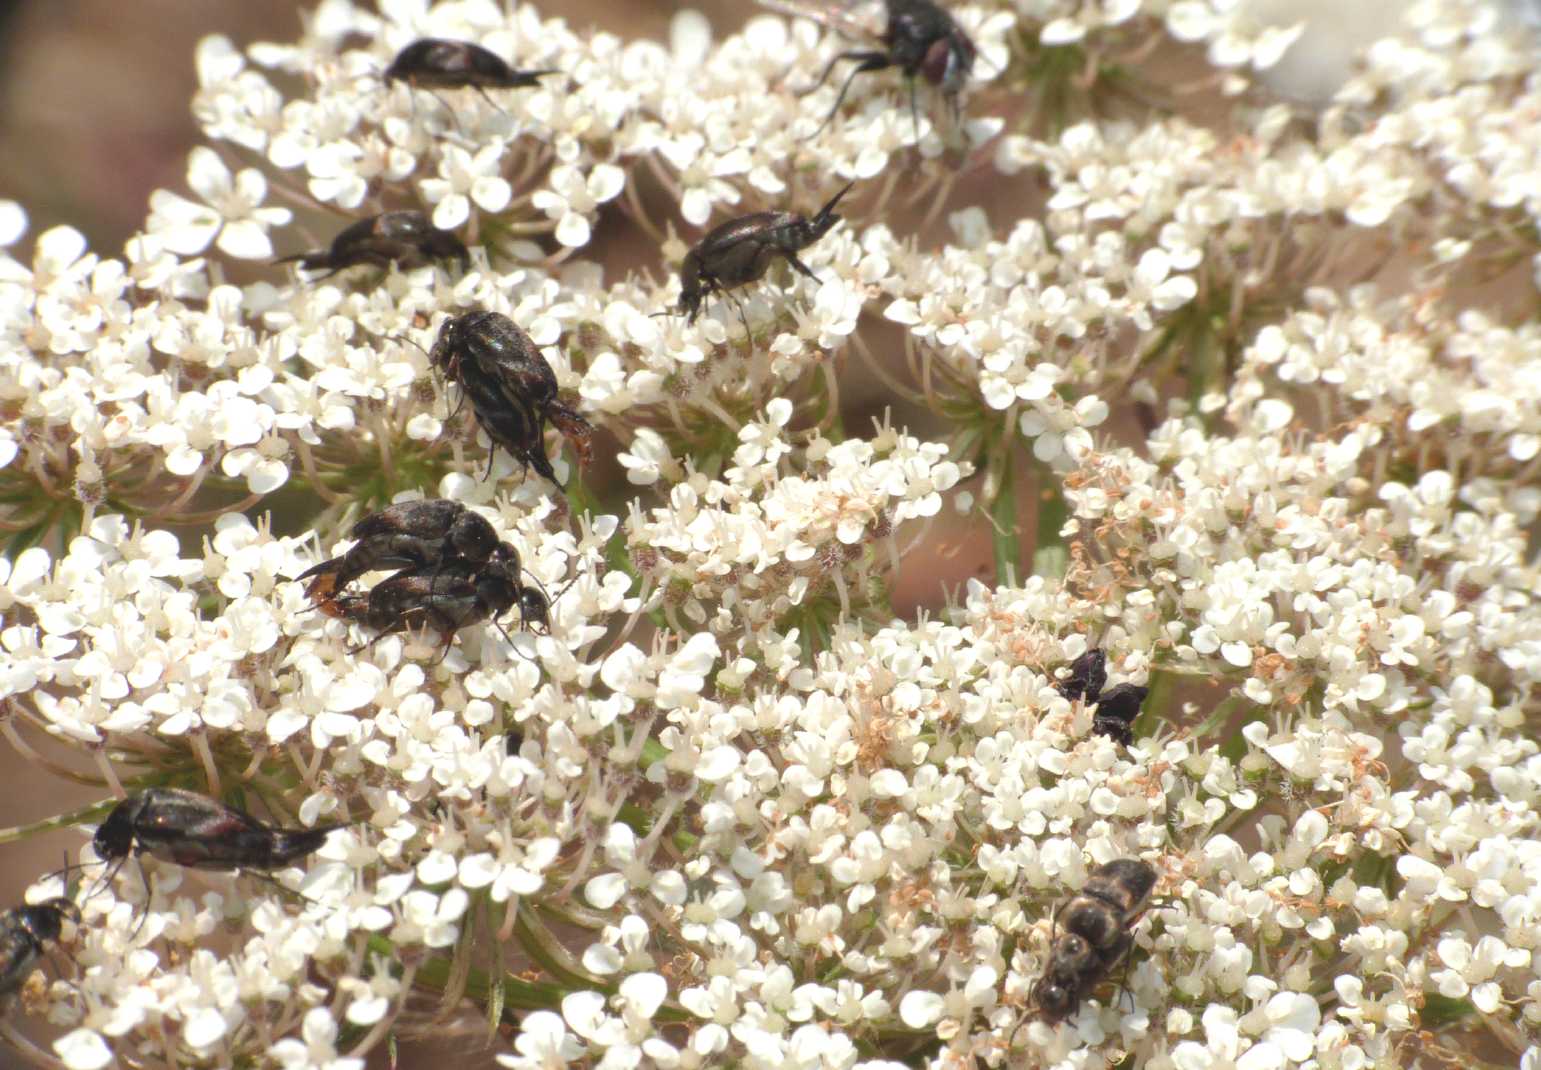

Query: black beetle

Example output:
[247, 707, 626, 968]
[94, 788, 344, 873]
[800, 0, 976, 140]
[385, 38, 559, 109]
[331, 555, 549, 655]
[673, 182, 854, 327]
[429, 311, 594, 485]
[1090, 683, 1148, 746]
[1056, 648, 1108, 704]
[0, 899, 78, 999]
[298, 499, 512, 605]
[277, 210, 469, 278]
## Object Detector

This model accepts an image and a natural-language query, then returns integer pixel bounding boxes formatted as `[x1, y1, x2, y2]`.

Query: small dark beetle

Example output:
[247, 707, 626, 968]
[332, 557, 548, 655]
[94, 788, 344, 873]
[674, 182, 854, 326]
[299, 499, 511, 605]
[1056, 648, 1108, 704]
[0, 899, 78, 1000]
[800, 0, 976, 140]
[429, 311, 594, 485]
[1090, 683, 1148, 746]
[385, 38, 559, 107]
[277, 210, 469, 278]
[1033, 858, 1157, 1024]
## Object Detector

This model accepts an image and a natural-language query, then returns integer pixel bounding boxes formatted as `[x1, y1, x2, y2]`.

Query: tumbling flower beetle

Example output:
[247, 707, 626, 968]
[672, 182, 855, 328]
[1054, 648, 1149, 745]
[299, 499, 511, 606]
[1089, 683, 1148, 746]
[1056, 648, 1108, 704]
[0, 899, 78, 1000]
[1033, 858, 1157, 1024]
[93, 788, 344, 874]
[277, 210, 469, 278]
[330, 555, 552, 657]
[428, 311, 594, 485]
[384, 38, 560, 109]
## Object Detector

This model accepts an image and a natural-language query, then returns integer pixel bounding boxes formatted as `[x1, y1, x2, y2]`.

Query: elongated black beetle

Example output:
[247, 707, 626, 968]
[94, 788, 344, 873]
[799, 0, 976, 140]
[429, 311, 594, 485]
[0, 899, 78, 1000]
[277, 210, 469, 278]
[673, 182, 855, 327]
[385, 38, 559, 109]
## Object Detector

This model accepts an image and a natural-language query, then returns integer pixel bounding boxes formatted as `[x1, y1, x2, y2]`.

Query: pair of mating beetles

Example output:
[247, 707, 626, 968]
[299, 498, 558, 656]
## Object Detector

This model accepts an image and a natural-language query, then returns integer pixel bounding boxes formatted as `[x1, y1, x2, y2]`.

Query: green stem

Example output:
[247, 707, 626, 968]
[1030, 459, 1068, 579]
[989, 439, 1019, 587]
[0, 798, 118, 846]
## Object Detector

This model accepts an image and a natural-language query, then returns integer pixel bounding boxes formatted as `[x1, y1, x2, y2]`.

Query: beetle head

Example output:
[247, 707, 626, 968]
[677, 252, 705, 323]
[92, 796, 140, 862]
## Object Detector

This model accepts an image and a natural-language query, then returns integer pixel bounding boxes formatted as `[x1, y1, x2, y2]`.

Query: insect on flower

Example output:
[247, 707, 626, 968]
[0, 899, 78, 1000]
[384, 38, 561, 111]
[93, 788, 345, 875]
[1056, 648, 1108, 704]
[276, 210, 469, 278]
[1033, 858, 1157, 1024]
[764, 0, 976, 140]
[1055, 648, 1148, 745]
[1090, 683, 1148, 746]
[670, 182, 855, 331]
[330, 555, 552, 657]
[429, 310, 594, 486]
[298, 499, 510, 607]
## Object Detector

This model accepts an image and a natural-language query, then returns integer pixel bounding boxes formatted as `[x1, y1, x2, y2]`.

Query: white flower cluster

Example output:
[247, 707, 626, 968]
[623, 399, 965, 637]
[3, 0, 1541, 1067]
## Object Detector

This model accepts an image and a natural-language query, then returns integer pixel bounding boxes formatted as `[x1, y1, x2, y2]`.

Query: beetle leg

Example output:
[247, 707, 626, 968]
[129, 862, 153, 940]
[425, 88, 466, 134]
[802, 49, 890, 95]
[473, 84, 510, 116]
[725, 289, 752, 346]
[802, 51, 893, 140]
[783, 253, 820, 282]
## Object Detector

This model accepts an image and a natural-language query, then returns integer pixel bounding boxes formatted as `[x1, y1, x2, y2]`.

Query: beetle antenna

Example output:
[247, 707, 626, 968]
[386, 331, 432, 358]
[474, 85, 511, 115]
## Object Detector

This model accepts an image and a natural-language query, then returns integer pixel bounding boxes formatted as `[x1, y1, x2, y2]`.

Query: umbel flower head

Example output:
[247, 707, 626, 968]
[2, 0, 1541, 1068]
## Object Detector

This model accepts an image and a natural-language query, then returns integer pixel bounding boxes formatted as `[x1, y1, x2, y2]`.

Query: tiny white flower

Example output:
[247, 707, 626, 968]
[147, 146, 291, 258]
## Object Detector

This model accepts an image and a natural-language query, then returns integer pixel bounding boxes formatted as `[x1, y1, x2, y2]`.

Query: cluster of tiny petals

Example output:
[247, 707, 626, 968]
[4, 0, 1541, 1069]
[623, 399, 966, 635]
